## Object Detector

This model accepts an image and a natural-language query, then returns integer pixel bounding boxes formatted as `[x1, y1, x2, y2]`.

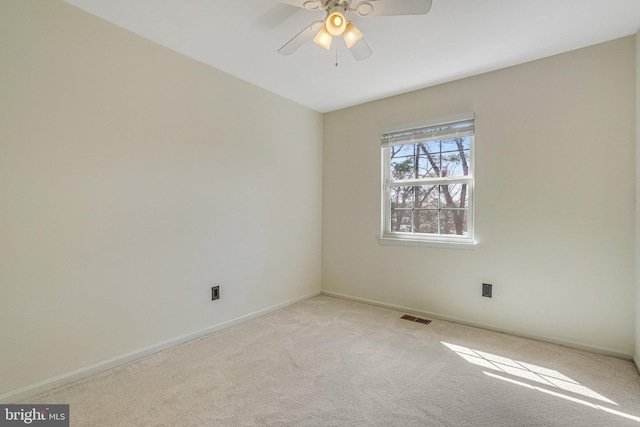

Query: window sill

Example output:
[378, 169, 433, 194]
[377, 235, 477, 251]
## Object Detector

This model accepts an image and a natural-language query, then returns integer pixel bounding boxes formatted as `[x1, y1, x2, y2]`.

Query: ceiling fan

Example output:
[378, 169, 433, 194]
[277, 0, 433, 61]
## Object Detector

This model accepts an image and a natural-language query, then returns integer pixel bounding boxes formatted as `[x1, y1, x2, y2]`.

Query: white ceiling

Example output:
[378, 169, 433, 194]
[62, 0, 640, 113]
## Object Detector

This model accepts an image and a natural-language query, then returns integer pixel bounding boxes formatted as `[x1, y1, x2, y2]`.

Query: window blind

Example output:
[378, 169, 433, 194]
[381, 115, 474, 147]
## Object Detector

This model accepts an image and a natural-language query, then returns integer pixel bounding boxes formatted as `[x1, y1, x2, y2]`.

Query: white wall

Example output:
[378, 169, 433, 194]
[323, 37, 636, 357]
[0, 0, 322, 396]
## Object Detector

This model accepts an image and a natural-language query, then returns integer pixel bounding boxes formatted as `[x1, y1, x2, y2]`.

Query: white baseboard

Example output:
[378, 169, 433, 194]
[0, 290, 321, 403]
[633, 356, 640, 375]
[321, 290, 633, 361]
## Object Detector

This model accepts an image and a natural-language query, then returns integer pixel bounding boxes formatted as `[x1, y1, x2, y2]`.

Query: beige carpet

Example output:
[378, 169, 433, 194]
[25, 296, 640, 426]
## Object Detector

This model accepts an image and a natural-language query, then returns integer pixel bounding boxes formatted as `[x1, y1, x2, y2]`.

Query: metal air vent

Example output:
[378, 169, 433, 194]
[401, 314, 432, 325]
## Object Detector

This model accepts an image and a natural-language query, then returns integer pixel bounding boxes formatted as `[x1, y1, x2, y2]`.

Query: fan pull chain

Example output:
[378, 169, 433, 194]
[335, 44, 339, 67]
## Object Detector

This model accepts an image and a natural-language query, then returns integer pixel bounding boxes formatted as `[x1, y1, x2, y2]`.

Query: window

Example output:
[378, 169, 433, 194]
[380, 114, 475, 248]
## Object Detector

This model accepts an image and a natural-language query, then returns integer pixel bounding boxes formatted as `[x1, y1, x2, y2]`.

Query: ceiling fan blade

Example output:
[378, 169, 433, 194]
[359, 0, 433, 17]
[349, 37, 372, 61]
[277, 21, 324, 55]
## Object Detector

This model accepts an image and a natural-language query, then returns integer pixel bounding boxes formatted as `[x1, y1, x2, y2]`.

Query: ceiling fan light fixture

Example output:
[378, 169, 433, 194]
[325, 11, 347, 36]
[342, 22, 363, 48]
[313, 25, 333, 50]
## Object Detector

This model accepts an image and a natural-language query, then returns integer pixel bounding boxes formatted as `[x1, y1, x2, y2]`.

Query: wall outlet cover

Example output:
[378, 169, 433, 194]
[482, 283, 492, 298]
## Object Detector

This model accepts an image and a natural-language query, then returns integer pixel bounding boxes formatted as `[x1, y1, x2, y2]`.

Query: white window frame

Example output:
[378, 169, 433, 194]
[379, 113, 476, 250]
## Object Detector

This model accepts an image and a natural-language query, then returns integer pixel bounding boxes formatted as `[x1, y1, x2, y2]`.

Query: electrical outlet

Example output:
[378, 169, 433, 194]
[211, 285, 220, 301]
[482, 283, 492, 298]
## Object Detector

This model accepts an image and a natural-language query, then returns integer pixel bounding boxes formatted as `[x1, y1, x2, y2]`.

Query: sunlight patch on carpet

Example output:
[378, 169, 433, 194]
[441, 342, 617, 405]
[484, 371, 640, 423]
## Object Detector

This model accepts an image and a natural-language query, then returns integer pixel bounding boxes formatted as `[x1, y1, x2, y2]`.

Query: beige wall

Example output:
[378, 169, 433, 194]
[323, 37, 636, 356]
[636, 29, 640, 365]
[0, 0, 322, 396]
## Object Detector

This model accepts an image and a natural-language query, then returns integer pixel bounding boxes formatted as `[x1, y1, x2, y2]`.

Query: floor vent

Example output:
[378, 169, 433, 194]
[401, 314, 432, 325]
